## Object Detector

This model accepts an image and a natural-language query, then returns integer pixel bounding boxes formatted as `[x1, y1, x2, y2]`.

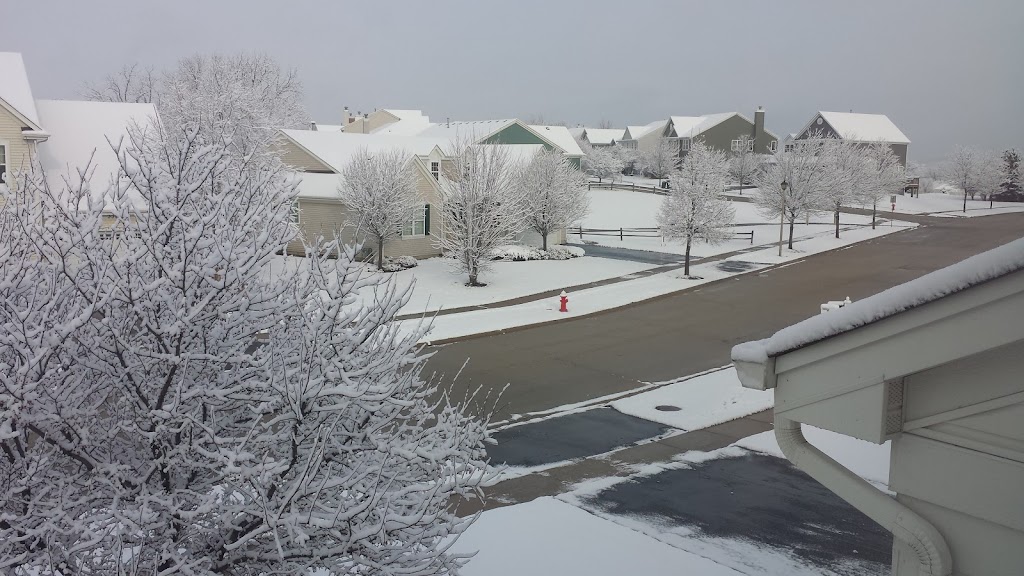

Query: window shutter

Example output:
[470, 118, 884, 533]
[424, 204, 431, 235]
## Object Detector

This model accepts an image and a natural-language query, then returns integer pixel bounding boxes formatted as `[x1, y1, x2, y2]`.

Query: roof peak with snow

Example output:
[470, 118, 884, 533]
[280, 130, 448, 173]
[0, 52, 42, 129]
[733, 237, 1024, 362]
[812, 111, 910, 144]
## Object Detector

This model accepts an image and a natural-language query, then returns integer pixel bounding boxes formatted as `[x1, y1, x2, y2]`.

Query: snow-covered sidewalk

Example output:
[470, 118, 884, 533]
[452, 497, 743, 576]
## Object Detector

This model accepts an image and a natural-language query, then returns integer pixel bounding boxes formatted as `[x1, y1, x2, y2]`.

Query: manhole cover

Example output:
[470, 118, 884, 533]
[655, 405, 681, 412]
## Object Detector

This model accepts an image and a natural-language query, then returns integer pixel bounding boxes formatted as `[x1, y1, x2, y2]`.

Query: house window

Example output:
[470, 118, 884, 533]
[730, 139, 754, 153]
[784, 143, 795, 152]
[430, 161, 440, 180]
[403, 204, 428, 237]
[679, 138, 691, 152]
[0, 144, 7, 185]
[769, 141, 778, 152]
[290, 201, 300, 225]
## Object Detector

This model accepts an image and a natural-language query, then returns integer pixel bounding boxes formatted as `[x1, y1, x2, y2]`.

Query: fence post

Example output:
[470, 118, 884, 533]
[588, 183, 592, 191]
[750, 231, 754, 245]
[579, 227, 584, 240]
[620, 228, 623, 241]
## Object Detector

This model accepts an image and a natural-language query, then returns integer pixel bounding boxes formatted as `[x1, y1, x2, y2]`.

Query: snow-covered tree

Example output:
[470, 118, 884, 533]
[728, 133, 759, 195]
[975, 150, 1003, 207]
[82, 62, 156, 103]
[339, 147, 421, 269]
[614, 144, 641, 176]
[943, 145, 981, 213]
[643, 139, 680, 185]
[518, 149, 589, 250]
[158, 52, 309, 159]
[435, 143, 527, 286]
[860, 141, 906, 228]
[754, 141, 835, 251]
[657, 142, 734, 277]
[0, 127, 490, 576]
[581, 144, 624, 183]
[1000, 148, 1022, 201]
[817, 138, 869, 239]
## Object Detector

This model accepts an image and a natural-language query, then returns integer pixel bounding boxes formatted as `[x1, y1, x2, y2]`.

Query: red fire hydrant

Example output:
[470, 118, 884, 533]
[559, 290, 569, 313]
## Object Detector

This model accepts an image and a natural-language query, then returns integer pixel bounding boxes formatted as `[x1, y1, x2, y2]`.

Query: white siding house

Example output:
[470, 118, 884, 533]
[732, 238, 1024, 576]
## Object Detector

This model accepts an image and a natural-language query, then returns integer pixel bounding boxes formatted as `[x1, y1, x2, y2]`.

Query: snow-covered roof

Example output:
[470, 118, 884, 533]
[382, 109, 427, 121]
[294, 172, 343, 200]
[280, 130, 447, 173]
[492, 143, 546, 167]
[371, 109, 432, 135]
[583, 128, 625, 145]
[732, 237, 1024, 362]
[311, 122, 344, 132]
[624, 120, 666, 141]
[530, 124, 584, 156]
[568, 127, 586, 140]
[812, 111, 910, 145]
[414, 119, 517, 142]
[0, 52, 42, 129]
[668, 113, 736, 138]
[34, 99, 159, 194]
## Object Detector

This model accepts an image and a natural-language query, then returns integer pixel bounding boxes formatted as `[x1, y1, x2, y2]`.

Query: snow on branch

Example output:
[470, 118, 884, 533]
[0, 126, 492, 576]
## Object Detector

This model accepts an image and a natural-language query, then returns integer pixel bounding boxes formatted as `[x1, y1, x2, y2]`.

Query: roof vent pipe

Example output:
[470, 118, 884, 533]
[774, 416, 952, 575]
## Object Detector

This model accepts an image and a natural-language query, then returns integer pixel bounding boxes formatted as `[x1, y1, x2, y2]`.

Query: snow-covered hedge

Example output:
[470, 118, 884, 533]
[380, 255, 419, 272]
[490, 245, 586, 261]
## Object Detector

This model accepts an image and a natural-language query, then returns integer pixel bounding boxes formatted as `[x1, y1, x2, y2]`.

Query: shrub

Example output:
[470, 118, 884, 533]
[490, 244, 585, 261]
[380, 255, 419, 272]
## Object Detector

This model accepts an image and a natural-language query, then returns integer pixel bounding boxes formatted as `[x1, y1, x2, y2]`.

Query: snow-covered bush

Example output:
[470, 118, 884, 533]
[0, 127, 491, 576]
[380, 255, 420, 272]
[491, 244, 585, 261]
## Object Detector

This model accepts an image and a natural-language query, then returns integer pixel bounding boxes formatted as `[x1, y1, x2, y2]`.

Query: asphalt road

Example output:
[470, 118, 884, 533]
[426, 213, 1024, 420]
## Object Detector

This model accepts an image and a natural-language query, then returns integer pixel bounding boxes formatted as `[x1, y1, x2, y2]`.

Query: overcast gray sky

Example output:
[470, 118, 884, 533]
[4, 0, 1021, 162]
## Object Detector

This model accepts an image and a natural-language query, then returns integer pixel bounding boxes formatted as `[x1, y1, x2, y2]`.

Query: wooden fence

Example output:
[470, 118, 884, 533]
[573, 227, 755, 244]
[587, 180, 667, 194]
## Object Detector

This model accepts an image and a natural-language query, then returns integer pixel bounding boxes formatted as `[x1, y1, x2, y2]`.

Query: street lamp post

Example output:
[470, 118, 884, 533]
[778, 179, 788, 257]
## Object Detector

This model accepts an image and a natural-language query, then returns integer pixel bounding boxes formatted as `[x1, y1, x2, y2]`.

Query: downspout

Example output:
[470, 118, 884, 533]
[774, 416, 952, 576]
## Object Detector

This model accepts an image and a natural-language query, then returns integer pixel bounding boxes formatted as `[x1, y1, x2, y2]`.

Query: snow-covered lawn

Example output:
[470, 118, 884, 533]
[725, 220, 916, 265]
[386, 256, 655, 315]
[452, 497, 743, 576]
[268, 254, 656, 316]
[579, 188, 888, 258]
[415, 216, 916, 342]
[890, 192, 1024, 217]
[611, 367, 773, 431]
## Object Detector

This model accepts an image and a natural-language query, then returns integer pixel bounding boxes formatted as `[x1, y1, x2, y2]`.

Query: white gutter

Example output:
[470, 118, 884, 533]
[774, 416, 952, 575]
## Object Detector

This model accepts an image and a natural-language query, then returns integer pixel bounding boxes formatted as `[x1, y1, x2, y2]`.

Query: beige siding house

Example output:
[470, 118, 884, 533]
[278, 130, 448, 259]
[618, 120, 668, 153]
[1, 52, 158, 203]
[733, 238, 1024, 576]
[0, 53, 49, 189]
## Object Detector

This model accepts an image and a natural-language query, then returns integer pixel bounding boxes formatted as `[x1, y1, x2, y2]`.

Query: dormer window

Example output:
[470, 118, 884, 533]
[430, 161, 440, 180]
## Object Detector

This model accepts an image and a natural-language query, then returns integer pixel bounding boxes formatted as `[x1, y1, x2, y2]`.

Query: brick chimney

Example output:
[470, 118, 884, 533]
[342, 106, 351, 125]
[753, 106, 765, 152]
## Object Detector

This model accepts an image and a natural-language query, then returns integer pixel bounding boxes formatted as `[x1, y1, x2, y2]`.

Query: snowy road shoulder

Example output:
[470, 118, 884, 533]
[611, 367, 773, 431]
